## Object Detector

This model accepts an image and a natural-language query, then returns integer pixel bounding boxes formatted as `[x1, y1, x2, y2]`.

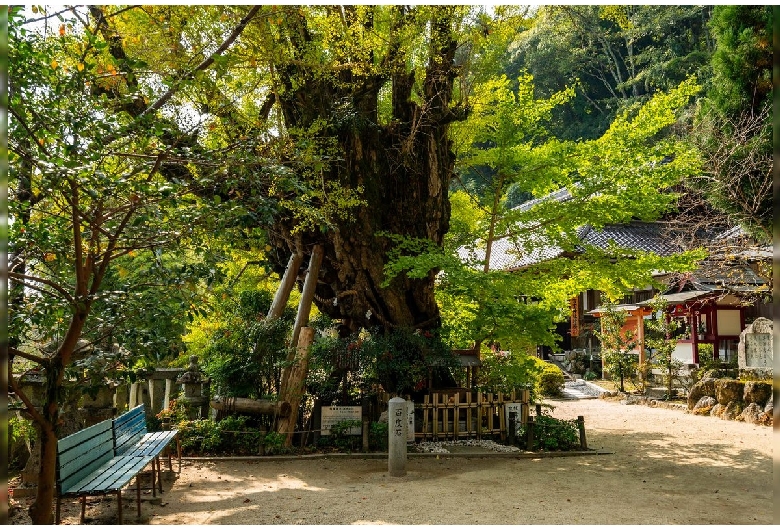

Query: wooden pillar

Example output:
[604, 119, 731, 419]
[692, 312, 700, 364]
[280, 245, 323, 394]
[636, 310, 646, 366]
[290, 245, 324, 349]
[277, 327, 315, 447]
[268, 252, 304, 320]
[577, 415, 587, 449]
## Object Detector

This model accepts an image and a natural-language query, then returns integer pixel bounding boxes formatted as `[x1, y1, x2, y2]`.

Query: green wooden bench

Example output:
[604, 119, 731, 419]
[114, 404, 181, 491]
[56, 418, 151, 524]
[55, 405, 180, 524]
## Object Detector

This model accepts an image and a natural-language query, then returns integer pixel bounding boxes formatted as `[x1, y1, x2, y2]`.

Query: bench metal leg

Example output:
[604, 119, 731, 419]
[137, 475, 142, 518]
[55, 497, 61, 524]
[80, 496, 87, 523]
[117, 490, 123, 524]
[149, 460, 156, 498]
[155, 456, 164, 493]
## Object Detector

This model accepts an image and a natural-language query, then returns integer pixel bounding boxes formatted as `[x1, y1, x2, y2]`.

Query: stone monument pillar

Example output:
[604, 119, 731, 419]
[737, 317, 773, 379]
[388, 397, 408, 477]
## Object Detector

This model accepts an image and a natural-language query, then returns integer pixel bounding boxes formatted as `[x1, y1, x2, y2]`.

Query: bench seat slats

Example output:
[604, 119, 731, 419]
[63, 455, 153, 495]
[122, 431, 180, 458]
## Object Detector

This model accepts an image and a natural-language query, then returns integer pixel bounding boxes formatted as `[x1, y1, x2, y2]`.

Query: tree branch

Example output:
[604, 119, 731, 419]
[8, 373, 50, 430]
[9, 346, 50, 366]
[7, 272, 75, 302]
[99, 5, 262, 146]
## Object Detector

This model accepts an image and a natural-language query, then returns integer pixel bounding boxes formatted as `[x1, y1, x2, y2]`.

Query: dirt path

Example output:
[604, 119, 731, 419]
[14, 397, 773, 525]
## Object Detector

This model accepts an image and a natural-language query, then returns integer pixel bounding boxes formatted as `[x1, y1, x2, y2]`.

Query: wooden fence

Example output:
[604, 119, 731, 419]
[379, 389, 531, 442]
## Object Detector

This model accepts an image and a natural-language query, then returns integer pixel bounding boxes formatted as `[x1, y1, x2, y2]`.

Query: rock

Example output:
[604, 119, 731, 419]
[715, 379, 745, 406]
[692, 396, 717, 416]
[698, 369, 726, 380]
[735, 403, 763, 424]
[687, 379, 716, 410]
[710, 404, 723, 418]
[718, 401, 743, 421]
[743, 381, 772, 406]
[764, 399, 773, 414]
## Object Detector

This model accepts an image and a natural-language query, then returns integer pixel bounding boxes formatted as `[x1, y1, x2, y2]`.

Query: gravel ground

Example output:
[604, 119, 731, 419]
[11, 396, 773, 525]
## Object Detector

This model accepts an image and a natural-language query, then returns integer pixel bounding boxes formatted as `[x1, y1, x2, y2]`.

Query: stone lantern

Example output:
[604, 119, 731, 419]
[176, 356, 210, 419]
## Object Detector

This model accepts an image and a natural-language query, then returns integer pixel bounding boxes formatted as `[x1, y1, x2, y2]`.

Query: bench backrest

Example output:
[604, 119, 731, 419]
[56, 418, 115, 494]
[113, 404, 148, 456]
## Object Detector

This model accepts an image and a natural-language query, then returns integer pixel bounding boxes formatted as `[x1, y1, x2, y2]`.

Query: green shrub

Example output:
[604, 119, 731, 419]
[329, 419, 362, 452]
[538, 364, 565, 397]
[261, 431, 287, 455]
[369, 421, 388, 451]
[524, 415, 579, 451]
[178, 419, 221, 454]
[200, 301, 292, 399]
[307, 327, 459, 400]
[218, 415, 261, 454]
[177, 415, 261, 455]
[478, 350, 546, 402]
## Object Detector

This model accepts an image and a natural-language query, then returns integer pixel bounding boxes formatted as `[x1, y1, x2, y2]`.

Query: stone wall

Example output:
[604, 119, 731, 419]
[688, 378, 772, 425]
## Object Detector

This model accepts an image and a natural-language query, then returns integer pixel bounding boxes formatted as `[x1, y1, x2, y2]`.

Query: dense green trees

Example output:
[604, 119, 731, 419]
[509, 6, 714, 141]
[8, 6, 772, 522]
[689, 6, 773, 241]
[8, 6, 259, 522]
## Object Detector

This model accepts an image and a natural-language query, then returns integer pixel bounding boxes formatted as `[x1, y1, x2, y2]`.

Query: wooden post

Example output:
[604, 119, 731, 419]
[290, 245, 323, 349]
[476, 393, 483, 439]
[577, 415, 587, 449]
[362, 418, 370, 452]
[268, 252, 304, 320]
[277, 327, 316, 447]
[526, 417, 535, 451]
[280, 246, 323, 395]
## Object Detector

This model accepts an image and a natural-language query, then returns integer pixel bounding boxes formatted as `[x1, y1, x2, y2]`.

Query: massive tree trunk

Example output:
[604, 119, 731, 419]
[266, 7, 461, 332]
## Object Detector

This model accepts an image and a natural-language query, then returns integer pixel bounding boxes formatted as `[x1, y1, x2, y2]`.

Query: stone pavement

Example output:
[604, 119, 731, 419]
[559, 380, 609, 400]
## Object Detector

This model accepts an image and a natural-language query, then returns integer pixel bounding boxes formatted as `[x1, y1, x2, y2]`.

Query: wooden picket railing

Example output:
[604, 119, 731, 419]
[378, 389, 531, 442]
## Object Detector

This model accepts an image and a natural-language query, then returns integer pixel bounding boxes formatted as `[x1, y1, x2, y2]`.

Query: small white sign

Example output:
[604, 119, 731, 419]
[504, 402, 523, 432]
[321, 405, 362, 435]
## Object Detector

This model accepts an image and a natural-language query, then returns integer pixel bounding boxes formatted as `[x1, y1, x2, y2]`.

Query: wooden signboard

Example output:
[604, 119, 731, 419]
[321, 405, 362, 435]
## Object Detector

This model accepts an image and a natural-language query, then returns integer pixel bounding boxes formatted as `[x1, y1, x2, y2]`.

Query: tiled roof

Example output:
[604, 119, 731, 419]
[458, 232, 565, 271]
[576, 222, 680, 256]
[459, 186, 767, 274]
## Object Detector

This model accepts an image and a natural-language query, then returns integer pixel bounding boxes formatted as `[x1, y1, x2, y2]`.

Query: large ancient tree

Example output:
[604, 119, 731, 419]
[246, 6, 469, 332]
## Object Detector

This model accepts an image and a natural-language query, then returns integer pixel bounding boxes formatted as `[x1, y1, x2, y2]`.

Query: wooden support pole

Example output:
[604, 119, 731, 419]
[277, 327, 316, 447]
[279, 246, 322, 395]
[268, 252, 304, 321]
[290, 245, 324, 349]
